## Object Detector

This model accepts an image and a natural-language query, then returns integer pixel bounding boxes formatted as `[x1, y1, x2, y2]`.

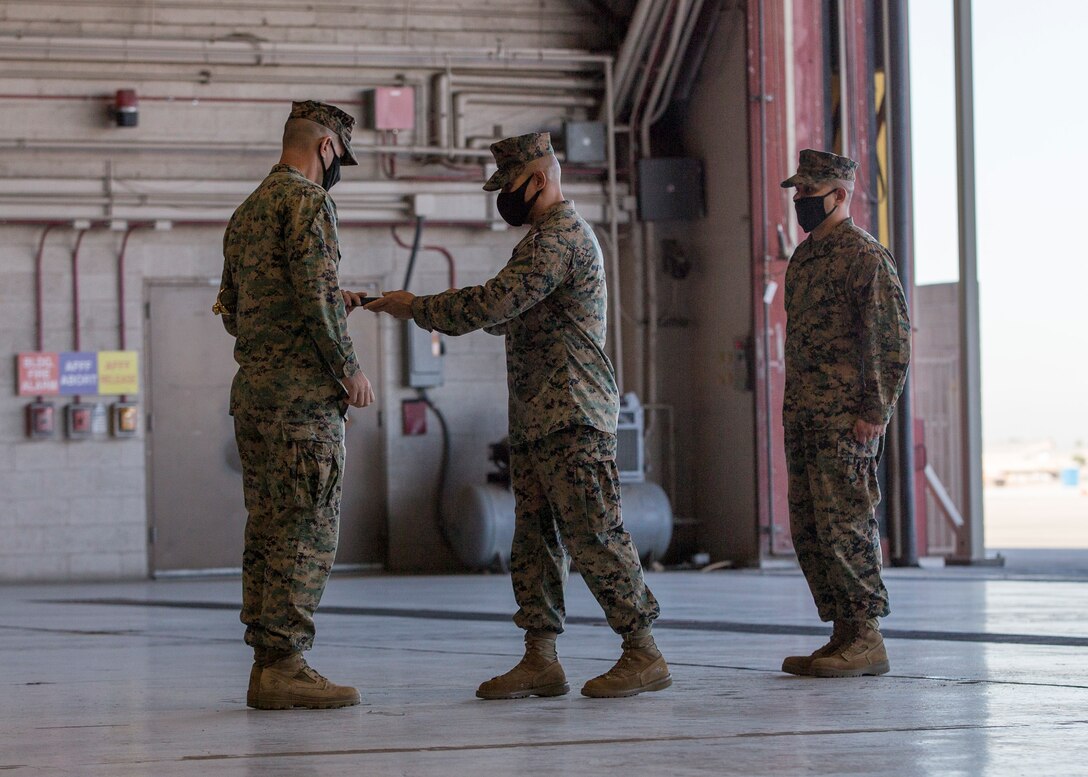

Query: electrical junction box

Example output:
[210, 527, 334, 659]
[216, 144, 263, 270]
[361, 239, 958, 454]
[616, 393, 645, 483]
[371, 86, 415, 131]
[404, 321, 444, 389]
[111, 401, 139, 437]
[65, 402, 95, 440]
[26, 401, 56, 439]
[637, 157, 705, 221]
[564, 121, 607, 164]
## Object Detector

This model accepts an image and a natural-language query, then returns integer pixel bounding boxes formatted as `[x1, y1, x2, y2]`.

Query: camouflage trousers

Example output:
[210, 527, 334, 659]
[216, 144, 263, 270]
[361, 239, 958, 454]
[233, 406, 344, 658]
[785, 426, 890, 622]
[509, 425, 660, 636]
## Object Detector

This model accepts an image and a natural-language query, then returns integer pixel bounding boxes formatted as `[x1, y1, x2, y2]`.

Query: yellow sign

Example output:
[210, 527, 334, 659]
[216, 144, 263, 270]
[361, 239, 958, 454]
[97, 351, 139, 395]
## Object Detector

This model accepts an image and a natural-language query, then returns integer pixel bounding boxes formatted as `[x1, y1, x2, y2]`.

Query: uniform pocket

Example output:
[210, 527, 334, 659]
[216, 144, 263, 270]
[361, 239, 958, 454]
[837, 435, 879, 460]
[291, 440, 342, 509]
[563, 429, 621, 534]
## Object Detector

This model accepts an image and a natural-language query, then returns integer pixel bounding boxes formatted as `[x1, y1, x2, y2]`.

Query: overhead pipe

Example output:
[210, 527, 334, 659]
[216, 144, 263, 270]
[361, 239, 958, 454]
[612, 0, 670, 119]
[622, 0, 680, 399]
[0, 35, 613, 69]
[635, 0, 690, 408]
[603, 58, 625, 391]
[0, 138, 496, 158]
[645, 0, 709, 127]
[452, 92, 598, 151]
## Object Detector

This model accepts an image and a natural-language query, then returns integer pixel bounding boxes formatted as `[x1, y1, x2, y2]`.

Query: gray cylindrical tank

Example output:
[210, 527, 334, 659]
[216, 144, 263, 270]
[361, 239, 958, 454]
[448, 481, 672, 570]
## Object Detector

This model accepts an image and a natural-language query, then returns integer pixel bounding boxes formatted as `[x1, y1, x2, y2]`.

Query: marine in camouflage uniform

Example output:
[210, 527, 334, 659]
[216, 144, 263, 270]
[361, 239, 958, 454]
[366, 133, 670, 699]
[780, 149, 912, 677]
[216, 100, 371, 709]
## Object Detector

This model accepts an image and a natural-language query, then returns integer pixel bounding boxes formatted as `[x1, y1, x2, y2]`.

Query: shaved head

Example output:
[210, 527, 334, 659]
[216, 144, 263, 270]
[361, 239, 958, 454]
[282, 117, 340, 155]
[527, 153, 561, 179]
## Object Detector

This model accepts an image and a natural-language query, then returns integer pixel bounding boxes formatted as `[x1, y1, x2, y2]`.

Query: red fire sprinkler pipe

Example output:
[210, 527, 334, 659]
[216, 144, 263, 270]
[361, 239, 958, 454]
[33, 223, 62, 402]
[34, 224, 60, 354]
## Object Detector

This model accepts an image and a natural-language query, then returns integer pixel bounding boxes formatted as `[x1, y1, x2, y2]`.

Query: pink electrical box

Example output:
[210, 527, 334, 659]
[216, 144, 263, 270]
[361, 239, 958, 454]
[373, 86, 415, 131]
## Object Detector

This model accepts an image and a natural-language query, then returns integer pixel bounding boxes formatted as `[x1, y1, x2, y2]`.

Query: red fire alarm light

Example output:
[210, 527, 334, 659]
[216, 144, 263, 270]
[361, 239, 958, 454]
[115, 89, 138, 127]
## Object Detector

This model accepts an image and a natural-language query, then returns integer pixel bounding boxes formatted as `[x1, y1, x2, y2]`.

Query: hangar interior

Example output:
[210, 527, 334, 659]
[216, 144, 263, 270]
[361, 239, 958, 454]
[3, 2, 1085, 776]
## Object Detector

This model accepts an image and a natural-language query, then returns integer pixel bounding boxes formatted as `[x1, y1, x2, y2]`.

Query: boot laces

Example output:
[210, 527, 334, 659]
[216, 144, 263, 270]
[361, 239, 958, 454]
[602, 649, 641, 679]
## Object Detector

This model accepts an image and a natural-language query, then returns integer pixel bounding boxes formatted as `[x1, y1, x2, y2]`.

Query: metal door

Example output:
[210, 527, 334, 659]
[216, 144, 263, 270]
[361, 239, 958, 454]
[147, 282, 385, 574]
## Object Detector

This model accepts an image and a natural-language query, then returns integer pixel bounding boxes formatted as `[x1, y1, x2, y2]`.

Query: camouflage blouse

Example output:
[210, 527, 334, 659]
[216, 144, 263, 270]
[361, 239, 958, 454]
[412, 201, 619, 446]
[784, 218, 911, 430]
[218, 164, 359, 427]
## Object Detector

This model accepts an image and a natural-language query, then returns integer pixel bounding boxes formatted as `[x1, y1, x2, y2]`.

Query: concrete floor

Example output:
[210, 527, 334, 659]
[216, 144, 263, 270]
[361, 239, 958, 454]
[4, 565, 1088, 776]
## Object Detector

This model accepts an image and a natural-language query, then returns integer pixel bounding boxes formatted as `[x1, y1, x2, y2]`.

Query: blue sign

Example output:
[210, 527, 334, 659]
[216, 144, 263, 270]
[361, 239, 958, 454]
[58, 351, 98, 395]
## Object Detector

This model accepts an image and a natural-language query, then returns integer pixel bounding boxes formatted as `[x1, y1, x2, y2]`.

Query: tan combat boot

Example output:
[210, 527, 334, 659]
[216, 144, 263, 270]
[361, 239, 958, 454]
[476, 631, 569, 700]
[580, 630, 672, 698]
[250, 654, 361, 709]
[247, 663, 261, 708]
[810, 618, 890, 677]
[781, 621, 852, 676]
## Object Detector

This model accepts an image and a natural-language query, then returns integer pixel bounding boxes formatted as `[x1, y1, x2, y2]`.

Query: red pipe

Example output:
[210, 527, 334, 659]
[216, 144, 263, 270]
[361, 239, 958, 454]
[33, 224, 61, 352]
[390, 225, 458, 289]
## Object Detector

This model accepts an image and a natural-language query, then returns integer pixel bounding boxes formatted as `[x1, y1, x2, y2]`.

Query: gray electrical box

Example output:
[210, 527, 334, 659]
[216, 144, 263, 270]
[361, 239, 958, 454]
[637, 157, 705, 221]
[404, 322, 444, 388]
[564, 121, 607, 164]
[616, 393, 645, 483]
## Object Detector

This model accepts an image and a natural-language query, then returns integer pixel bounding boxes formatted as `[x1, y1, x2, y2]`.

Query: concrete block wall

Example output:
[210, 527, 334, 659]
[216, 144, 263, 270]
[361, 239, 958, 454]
[0, 0, 614, 580]
[0, 1, 765, 579]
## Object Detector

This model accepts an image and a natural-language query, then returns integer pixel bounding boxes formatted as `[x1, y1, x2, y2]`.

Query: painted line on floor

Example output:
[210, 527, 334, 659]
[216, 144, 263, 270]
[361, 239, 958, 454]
[173, 723, 1026, 762]
[38, 598, 1088, 648]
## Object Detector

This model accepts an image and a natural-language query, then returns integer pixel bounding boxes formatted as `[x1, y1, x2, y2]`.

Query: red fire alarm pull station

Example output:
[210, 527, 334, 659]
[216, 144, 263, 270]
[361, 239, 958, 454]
[26, 402, 56, 439]
[66, 403, 95, 440]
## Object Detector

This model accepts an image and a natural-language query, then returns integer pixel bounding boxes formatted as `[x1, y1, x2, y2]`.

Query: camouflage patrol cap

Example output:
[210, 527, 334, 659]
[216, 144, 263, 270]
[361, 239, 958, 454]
[780, 149, 858, 188]
[289, 100, 359, 166]
[483, 132, 555, 192]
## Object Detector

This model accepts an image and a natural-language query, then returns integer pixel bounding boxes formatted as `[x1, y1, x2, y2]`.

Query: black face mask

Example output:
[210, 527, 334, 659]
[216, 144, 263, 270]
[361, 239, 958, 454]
[319, 145, 341, 191]
[496, 175, 542, 227]
[794, 189, 839, 233]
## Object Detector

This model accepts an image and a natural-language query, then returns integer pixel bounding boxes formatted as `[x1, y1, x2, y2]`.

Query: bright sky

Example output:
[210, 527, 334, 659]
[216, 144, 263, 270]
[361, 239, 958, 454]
[909, 0, 1088, 449]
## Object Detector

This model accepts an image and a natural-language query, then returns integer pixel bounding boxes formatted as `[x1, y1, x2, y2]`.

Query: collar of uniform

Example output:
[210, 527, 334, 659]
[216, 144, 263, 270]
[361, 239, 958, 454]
[805, 216, 853, 255]
[270, 163, 307, 179]
[532, 199, 574, 228]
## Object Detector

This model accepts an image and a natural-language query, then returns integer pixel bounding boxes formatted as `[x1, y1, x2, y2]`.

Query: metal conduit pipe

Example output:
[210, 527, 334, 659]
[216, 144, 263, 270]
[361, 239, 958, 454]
[613, 0, 670, 118]
[0, 139, 496, 158]
[639, 0, 691, 408]
[603, 58, 625, 391]
[452, 92, 598, 151]
[0, 35, 614, 68]
[886, 0, 918, 566]
[646, 0, 709, 127]
[450, 74, 602, 92]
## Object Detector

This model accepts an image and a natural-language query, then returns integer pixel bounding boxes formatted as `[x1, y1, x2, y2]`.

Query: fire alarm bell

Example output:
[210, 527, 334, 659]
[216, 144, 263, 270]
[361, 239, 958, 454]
[114, 89, 138, 127]
[26, 402, 56, 439]
[111, 402, 139, 438]
[66, 403, 95, 440]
